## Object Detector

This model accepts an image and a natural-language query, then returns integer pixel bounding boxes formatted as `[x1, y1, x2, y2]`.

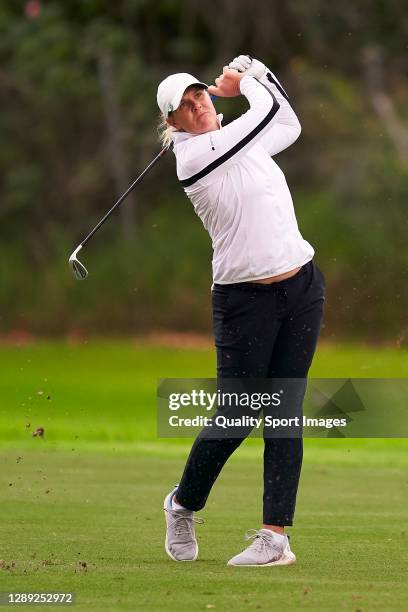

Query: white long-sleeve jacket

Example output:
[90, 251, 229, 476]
[171, 70, 314, 284]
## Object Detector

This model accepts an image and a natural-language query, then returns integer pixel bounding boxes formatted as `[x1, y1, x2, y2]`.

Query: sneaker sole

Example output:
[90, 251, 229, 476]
[227, 552, 296, 567]
[164, 533, 198, 562]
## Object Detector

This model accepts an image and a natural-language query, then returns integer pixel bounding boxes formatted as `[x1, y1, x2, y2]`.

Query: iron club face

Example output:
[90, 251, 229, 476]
[69, 245, 88, 280]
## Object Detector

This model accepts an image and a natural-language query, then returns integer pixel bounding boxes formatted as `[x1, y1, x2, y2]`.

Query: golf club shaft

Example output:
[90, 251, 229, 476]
[80, 143, 173, 248]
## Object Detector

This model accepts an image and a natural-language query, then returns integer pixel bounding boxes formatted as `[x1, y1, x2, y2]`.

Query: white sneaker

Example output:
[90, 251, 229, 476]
[163, 486, 203, 562]
[227, 529, 296, 566]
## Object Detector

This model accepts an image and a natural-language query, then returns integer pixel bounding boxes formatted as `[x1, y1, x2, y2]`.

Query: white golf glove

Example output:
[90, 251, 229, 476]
[228, 55, 266, 79]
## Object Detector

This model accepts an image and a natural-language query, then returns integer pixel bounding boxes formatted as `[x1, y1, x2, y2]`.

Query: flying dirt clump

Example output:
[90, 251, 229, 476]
[32, 427, 45, 438]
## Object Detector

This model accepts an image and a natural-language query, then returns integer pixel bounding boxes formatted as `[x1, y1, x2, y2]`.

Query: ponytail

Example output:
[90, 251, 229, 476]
[157, 113, 177, 148]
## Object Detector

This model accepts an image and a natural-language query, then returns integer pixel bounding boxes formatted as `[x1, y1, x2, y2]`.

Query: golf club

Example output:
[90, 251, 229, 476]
[68, 142, 173, 280]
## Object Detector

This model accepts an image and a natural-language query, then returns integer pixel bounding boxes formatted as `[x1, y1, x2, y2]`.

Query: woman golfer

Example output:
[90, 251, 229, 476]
[157, 55, 325, 566]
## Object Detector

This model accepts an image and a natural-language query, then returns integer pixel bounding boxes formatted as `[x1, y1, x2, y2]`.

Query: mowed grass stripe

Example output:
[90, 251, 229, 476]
[0, 341, 407, 444]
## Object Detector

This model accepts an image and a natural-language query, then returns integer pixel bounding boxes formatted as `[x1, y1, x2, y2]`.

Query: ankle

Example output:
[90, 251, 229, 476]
[172, 495, 187, 512]
[262, 524, 285, 535]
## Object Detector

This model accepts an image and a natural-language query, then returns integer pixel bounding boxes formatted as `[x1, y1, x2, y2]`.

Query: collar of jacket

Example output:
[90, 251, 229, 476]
[171, 114, 224, 145]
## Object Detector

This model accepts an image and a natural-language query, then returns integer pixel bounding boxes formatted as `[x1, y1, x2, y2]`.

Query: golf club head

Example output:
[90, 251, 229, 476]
[69, 245, 88, 280]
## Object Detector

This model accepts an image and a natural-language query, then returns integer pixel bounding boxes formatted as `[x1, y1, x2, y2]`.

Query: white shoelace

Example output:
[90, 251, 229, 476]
[165, 508, 204, 537]
[244, 529, 283, 556]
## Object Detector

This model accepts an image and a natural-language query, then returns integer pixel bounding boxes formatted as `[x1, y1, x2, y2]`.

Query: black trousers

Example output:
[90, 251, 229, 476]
[176, 259, 326, 526]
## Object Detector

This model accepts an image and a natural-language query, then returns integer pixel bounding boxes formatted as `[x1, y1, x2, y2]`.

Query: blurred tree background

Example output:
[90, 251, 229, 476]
[0, 0, 407, 342]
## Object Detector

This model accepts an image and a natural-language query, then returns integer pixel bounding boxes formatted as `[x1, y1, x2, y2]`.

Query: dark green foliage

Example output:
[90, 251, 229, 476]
[0, 1, 407, 339]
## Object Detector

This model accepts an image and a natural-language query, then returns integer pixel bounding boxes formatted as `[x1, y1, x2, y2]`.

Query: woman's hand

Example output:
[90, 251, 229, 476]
[207, 67, 245, 98]
[228, 55, 266, 79]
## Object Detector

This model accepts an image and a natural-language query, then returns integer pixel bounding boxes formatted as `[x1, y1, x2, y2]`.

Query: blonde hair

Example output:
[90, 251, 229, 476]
[157, 113, 177, 148]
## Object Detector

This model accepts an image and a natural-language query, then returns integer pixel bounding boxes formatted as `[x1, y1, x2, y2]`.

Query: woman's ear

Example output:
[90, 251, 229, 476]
[166, 114, 179, 130]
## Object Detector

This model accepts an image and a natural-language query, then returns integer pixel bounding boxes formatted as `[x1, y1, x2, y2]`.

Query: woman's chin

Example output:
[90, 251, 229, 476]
[196, 116, 218, 133]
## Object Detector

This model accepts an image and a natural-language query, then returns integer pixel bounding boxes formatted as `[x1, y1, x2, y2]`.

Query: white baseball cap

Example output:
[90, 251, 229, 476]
[157, 73, 208, 117]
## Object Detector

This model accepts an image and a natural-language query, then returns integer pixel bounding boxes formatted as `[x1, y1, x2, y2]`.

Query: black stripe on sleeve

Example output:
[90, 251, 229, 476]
[180, 82, 280, 188]
[266, 72, 290, 103]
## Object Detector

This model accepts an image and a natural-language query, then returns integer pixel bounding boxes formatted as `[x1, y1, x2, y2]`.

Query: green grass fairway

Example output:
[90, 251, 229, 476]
[1, 449, 408, 611]
[1, 341, 407, 610]
[1, 340, 407, 445]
